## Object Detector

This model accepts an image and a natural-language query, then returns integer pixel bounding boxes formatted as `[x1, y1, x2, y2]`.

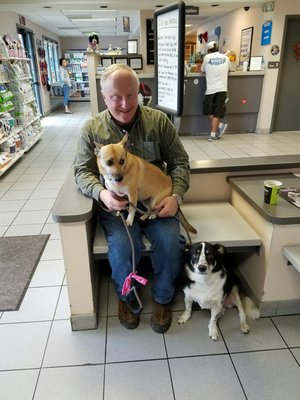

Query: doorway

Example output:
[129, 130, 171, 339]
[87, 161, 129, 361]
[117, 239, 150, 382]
[272, 16, 300, 131]
[17, 26, 42, 115]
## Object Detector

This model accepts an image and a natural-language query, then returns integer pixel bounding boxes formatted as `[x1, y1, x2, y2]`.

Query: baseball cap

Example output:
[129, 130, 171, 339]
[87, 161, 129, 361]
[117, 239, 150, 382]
[207, 41, 217, 51]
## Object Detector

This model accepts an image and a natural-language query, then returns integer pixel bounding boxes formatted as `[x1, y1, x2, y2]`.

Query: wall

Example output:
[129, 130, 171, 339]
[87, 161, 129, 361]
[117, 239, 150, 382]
[257, 0, 300, 133]
[60, 36, 138, 55]
[195, 1, 300, 134]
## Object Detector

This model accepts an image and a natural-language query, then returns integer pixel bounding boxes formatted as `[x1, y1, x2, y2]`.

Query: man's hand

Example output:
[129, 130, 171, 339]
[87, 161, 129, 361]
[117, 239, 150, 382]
[99, 190, 128, 211]
[155, 195, 178, 218]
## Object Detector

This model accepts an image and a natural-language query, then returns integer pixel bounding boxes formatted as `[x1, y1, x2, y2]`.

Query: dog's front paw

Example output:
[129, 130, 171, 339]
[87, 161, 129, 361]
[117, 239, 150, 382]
[240, 321, 250, 334]
[126, 215, 134, 226]
[208, 321, 219, 341]
[177, 311, 191, 324]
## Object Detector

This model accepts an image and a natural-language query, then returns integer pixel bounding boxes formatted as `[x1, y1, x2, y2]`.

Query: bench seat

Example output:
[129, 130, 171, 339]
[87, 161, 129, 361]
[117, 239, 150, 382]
[93, 202, 261, 258]
[283, 246, 300, 273]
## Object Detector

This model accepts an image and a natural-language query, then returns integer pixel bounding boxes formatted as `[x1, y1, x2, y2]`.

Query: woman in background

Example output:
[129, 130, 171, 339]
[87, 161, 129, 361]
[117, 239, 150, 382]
[58, 57, 73, 114]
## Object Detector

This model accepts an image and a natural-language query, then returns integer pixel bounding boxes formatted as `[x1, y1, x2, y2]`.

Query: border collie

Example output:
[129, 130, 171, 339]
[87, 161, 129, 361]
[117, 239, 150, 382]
[178, 241, 259, 340]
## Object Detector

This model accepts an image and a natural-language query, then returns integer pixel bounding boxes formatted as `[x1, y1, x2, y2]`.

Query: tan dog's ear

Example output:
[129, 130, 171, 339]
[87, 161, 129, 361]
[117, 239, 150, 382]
[93, 141, 103, 157]
[120, 134, 129, 148]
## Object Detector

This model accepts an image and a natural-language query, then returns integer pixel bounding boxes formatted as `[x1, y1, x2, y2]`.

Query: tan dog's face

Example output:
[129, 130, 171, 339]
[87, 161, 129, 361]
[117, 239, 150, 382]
[94, 135, 128, 185]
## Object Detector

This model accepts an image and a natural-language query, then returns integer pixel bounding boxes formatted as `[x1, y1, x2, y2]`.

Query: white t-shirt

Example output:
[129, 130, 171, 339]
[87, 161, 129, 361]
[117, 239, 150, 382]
[201, 52, 230, 95]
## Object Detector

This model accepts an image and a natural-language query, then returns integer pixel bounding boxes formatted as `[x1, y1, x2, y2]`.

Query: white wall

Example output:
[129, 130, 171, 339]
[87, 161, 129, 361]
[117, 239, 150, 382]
[195, 1, 300, 134]
[196, 7, 265, 63]
[257, 0, 300, 133]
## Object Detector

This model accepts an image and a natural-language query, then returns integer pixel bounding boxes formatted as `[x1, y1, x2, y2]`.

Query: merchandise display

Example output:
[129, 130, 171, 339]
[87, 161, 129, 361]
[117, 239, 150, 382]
[65, 50, 90, 100]
[0, 33, 44, 175]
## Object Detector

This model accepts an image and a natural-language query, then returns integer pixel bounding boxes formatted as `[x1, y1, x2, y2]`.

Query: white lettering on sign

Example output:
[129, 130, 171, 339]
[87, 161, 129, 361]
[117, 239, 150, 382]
[157, 9, 179, 111]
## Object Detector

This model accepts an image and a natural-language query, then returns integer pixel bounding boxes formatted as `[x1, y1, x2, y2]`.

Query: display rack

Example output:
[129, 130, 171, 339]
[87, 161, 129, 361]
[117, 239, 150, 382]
[65, 50, 90, 101]
[0, 56, 44, 176]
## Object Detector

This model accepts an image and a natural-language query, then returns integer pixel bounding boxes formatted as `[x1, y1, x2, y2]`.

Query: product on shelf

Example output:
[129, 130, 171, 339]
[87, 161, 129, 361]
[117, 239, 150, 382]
[63, 50, 90, 100]
[0, 39, 43, 175]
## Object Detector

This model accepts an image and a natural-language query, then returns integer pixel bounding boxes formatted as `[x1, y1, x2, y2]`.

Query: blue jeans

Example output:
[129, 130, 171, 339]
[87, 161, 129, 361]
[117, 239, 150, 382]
[98, 208, 186, 304]
[62, 84, 70, 106]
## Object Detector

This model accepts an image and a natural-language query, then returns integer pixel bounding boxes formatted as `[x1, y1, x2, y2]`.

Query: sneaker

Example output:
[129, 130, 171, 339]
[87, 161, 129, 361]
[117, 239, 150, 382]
[217, 123, 228, 138]
[208, 135, 219, 142]
[150, 300, 172, 333]
[118, 300, 139, 329]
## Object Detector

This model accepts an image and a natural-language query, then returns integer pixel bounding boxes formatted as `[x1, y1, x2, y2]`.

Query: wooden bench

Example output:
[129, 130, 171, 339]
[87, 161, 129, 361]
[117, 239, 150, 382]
[93, 202, 261, 258]
[52, 169, 261, 330]
[283, 246, 300, 273]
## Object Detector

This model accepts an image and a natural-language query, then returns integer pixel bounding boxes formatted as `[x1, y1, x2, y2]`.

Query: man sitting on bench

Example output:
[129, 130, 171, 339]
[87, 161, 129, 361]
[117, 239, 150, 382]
[73, 64, 191, 334]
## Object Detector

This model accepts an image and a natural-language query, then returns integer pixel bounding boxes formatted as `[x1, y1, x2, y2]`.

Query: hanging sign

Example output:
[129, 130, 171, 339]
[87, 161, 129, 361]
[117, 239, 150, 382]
[261, 20, 272, 45]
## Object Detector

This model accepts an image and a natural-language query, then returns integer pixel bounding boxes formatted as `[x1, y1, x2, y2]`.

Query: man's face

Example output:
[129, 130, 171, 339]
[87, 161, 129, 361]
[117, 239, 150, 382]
[101, 70, 139, 125]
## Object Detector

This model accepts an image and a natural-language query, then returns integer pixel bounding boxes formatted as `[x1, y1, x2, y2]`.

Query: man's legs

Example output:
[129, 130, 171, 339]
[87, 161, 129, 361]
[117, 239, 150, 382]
[208, 115, 221, 141]
[98, 209, 145, 329]
[144, 216, 186, 333]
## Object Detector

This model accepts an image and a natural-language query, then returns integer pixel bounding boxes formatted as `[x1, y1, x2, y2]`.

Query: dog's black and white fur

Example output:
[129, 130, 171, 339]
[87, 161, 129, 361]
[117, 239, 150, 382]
[178, 241, 259, 340]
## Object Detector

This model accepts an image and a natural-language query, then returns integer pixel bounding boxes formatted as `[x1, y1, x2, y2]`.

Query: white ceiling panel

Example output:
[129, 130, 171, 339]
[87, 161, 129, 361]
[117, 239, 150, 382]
[0, 1, 265, 37]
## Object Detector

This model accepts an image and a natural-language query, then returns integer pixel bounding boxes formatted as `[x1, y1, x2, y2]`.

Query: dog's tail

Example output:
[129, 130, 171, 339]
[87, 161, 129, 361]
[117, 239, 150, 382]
[178, 208, 198, 234]
[243, 296, 260, 320]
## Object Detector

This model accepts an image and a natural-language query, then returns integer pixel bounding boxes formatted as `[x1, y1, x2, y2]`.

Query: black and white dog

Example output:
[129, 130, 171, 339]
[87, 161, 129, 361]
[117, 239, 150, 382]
[177, 241, 259, 341]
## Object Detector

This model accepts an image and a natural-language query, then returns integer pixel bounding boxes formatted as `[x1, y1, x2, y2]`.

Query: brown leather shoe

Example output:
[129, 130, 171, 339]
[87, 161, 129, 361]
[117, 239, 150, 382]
[150, 300, 172, 334]
[118, 300, 139, 330]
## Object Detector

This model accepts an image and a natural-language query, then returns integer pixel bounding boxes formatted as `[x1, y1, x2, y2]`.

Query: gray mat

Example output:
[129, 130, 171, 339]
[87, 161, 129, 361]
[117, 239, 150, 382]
[0, 235, 50, 311]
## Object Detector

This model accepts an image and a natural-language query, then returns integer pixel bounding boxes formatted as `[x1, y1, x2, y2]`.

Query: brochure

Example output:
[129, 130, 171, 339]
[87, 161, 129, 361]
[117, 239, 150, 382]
[279, 186, 300, 209]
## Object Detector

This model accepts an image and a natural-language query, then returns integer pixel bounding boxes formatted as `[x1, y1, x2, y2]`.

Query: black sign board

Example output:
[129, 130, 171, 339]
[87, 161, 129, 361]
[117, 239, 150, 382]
[154, 1, 185, 116]
[146, 19, 154, 65]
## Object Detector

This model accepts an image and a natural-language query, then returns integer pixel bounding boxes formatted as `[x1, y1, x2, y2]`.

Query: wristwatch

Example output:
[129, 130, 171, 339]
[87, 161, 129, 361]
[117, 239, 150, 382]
[172, 193, 183, 206]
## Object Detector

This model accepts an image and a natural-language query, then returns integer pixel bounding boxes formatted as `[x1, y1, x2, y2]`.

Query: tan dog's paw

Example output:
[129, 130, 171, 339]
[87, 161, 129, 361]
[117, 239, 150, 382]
[126, 214, 134, 226]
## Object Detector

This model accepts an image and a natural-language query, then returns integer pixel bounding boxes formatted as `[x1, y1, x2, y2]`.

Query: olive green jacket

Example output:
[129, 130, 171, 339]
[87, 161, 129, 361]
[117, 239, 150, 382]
[73, 106, 190, 202]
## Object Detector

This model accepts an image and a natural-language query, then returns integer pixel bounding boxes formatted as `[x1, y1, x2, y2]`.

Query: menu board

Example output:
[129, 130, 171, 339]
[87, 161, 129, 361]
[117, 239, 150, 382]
[154, 2, 185, 116]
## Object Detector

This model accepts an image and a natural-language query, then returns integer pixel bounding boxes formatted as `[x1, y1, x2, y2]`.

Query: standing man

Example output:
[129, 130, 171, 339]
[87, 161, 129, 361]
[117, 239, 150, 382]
[201, 41, 230, 141]
[74, 64, 190, 334]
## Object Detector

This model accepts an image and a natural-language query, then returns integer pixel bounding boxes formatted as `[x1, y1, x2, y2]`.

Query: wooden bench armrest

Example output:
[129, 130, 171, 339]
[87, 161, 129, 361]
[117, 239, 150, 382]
[52, 168, 95, 223]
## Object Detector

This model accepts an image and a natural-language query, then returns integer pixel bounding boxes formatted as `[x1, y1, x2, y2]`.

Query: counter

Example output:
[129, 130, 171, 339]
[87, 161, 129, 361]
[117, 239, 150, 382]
[87, 53, 264, 135]
[228, 174, 300, 315]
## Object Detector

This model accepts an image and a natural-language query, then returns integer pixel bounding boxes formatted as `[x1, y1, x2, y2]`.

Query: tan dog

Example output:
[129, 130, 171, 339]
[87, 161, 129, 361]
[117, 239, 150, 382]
[94, 134, 197, 234]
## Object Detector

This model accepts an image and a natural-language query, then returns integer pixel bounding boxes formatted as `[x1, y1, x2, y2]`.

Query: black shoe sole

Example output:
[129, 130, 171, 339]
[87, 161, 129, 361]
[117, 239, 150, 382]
[150, 317, 171, 334]
[119, 316, 140, 330]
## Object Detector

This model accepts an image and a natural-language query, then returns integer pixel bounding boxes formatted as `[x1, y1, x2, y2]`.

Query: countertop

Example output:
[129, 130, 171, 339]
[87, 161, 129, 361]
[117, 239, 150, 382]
[228, 174, 300, 224]
[95, 71, 265, 79]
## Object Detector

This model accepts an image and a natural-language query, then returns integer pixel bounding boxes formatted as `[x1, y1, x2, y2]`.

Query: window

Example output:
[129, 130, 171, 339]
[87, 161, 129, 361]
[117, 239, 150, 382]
[43, 37, 59, 84]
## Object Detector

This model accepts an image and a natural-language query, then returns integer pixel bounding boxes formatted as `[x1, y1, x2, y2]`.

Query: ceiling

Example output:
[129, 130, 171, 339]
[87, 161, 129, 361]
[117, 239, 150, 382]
[0, 1, 265, 38]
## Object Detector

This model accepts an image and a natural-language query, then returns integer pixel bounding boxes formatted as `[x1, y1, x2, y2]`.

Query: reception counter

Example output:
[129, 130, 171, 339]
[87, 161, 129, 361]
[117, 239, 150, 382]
[87, 53, 264, 135]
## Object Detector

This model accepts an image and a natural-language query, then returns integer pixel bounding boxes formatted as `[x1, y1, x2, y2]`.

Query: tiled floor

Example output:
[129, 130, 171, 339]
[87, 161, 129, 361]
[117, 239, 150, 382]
[0, 102, 300, 399]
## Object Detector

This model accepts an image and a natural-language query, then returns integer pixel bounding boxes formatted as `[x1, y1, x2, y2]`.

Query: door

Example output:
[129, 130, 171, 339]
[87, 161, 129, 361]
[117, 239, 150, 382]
[17, 27, 42, 115]
[272, 17, 300, 131]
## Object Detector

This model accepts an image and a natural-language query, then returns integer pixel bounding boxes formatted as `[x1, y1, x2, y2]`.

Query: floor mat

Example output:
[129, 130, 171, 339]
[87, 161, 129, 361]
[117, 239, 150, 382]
[0, 235, 50, 311]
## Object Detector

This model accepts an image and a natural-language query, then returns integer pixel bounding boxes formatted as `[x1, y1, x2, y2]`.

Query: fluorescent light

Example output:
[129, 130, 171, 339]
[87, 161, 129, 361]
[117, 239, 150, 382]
[70, 18, 116, 22]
